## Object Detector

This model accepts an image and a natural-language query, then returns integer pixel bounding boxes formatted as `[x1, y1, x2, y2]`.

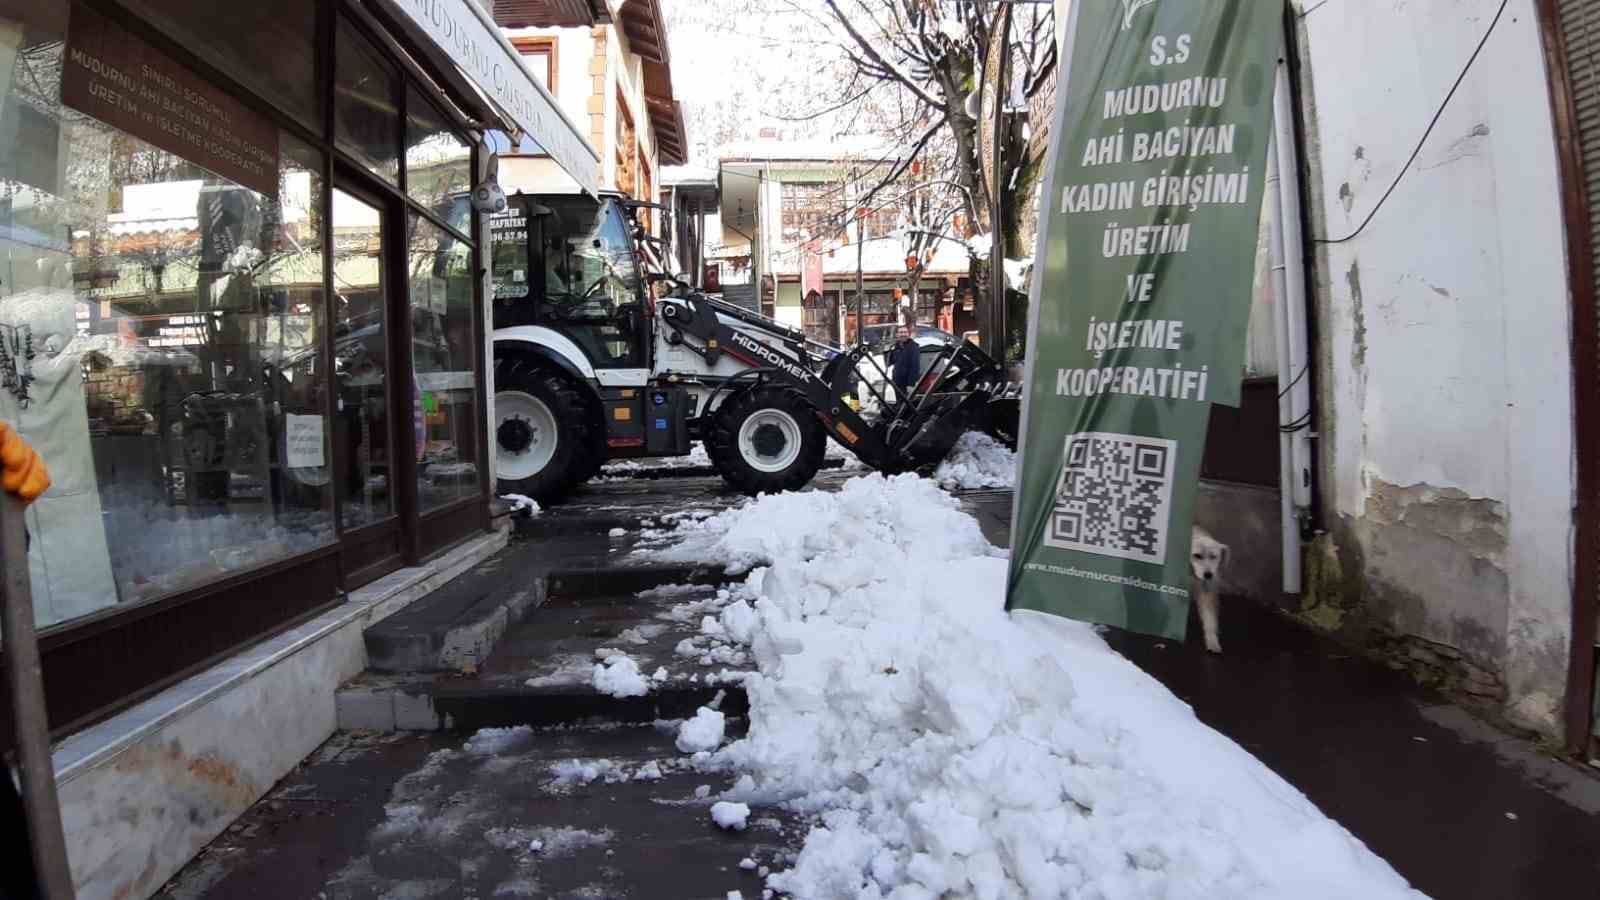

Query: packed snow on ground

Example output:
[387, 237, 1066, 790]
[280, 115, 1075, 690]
[548, 757, 627, 788]
[524, 653, 594, 688]
[932, 431, 1017, 491]
[592, 652, 650, 697]
[601, 442, 712, 475]
[648, 474, 1423, 899]
[462, 725, 536, 756]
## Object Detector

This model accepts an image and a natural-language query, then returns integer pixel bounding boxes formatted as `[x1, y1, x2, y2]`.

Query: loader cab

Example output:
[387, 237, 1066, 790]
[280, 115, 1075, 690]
[491, 192, 650, 369]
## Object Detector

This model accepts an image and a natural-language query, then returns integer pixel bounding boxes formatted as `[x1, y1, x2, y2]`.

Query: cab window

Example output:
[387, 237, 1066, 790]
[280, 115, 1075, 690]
[540, 198, 640, 317]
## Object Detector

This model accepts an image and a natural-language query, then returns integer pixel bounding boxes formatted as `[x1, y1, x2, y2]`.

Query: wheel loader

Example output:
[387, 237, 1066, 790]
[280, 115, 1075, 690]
[489, 190, 1019, 502]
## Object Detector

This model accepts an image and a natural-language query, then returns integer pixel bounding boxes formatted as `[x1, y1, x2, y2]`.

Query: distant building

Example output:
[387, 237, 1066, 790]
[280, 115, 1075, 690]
[659, 165, 719, 289]
[716, 135, 977, 346]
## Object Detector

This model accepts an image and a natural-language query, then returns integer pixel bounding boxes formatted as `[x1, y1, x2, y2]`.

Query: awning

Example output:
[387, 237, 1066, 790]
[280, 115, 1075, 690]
[374, 0, 600, 196]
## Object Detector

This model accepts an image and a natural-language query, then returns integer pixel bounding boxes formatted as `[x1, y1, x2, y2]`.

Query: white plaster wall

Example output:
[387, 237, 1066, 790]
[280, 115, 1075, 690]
[501, 26, 592, 136]
[1300, 0, 1574, 732]
[556, 29, 591, 125]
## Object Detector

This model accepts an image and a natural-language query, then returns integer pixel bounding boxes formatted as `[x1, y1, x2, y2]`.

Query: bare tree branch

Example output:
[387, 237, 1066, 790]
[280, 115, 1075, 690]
[823, 0, 944, 109]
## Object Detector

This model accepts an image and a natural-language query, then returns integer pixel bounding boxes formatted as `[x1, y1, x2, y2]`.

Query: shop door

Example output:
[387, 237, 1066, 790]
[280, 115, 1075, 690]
[1546, 0, 1600, 753]
[331, 181, 408, 586]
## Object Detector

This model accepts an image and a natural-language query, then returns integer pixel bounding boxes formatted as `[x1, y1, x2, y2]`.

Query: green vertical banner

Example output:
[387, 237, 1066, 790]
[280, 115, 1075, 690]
[1006, 0, 1282, 638]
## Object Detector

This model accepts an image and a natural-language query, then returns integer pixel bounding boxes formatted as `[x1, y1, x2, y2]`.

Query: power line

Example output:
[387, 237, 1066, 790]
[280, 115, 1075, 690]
[1312, 0, 1508, 245]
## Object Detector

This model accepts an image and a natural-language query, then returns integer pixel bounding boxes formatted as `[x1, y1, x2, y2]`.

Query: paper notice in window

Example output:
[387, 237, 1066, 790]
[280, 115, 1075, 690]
[285, 414, 325, 469]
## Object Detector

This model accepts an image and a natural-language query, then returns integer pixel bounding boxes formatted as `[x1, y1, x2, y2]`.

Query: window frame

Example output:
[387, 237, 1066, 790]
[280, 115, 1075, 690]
[508, 36, 558, 94]
[2, 0, 491, 744]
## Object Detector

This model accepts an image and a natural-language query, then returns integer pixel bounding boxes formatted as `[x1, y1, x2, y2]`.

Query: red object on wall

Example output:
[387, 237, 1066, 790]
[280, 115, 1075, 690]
[801, 240, 824, 298]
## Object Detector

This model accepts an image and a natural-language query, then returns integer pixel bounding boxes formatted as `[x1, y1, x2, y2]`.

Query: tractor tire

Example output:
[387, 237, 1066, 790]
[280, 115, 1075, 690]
[706, 386, 827, 495]
[493, 356, 600, 504]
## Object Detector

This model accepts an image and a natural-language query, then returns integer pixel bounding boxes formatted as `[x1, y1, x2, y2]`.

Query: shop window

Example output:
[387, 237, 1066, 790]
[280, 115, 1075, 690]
[404, 86, 472, 219]
[331, 187, 392, 530]
[0, 9, 336, 626]
[117, 0, 320, 131]
[335, 18, 400, 185]
[407, 213, 480, 510]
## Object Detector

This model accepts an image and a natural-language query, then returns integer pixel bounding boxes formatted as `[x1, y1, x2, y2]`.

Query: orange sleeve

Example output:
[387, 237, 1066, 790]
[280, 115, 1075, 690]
[0, 421, 50, 502]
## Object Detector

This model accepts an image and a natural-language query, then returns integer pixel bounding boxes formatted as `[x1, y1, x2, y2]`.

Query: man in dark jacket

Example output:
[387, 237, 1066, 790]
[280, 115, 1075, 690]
[889, 325, 921, 402]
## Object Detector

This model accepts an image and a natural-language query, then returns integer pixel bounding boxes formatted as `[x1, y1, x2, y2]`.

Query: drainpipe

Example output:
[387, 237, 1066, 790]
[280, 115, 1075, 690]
[1268, 57, 1314, 596]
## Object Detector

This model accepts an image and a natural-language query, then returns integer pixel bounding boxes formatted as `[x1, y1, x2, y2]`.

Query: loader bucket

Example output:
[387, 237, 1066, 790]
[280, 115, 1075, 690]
[896, 390, 995, 470]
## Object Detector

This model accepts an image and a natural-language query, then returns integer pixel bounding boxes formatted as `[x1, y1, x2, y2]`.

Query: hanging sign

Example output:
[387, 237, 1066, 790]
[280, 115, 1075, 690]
[61, 5, 279, 197]
[284, 414, 326, 469]
[1006, 0, 1282, 639]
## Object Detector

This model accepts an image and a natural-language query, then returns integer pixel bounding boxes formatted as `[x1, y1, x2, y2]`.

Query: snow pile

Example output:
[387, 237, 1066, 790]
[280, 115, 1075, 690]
[592, 653, 650, 698]
[711, 801, 751, 831]
[676, 706, 727, 753]
[651, 474, 1422, 899]
[932, 431, 1016, 490]
[499, 493, 540, 516]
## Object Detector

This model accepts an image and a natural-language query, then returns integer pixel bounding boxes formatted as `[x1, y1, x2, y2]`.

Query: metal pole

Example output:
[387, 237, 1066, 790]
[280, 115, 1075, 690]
[2, 491, 76, 899]
[855, 216, 865, 344]
[988, 11, 1012, 362]
[1270, 56, 1314, 595]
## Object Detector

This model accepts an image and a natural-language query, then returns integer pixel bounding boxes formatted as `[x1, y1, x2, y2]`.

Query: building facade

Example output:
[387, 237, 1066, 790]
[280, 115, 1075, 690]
[492, 0, 688, 199]
[0, 2, 598, 896]
[1217, 0, 1599, 755]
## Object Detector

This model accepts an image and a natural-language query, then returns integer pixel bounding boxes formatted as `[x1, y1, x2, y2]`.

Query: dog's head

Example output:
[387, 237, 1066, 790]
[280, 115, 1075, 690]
[1190, 529, 1229, 586]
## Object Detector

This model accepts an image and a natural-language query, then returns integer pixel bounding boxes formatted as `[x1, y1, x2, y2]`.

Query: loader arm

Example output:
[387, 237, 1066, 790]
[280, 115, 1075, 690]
[657, 291, 1008, 473]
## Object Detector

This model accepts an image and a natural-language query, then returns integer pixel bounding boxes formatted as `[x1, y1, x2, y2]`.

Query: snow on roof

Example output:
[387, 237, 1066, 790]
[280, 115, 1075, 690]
[769, 234, 973, 277]
[718, 135, 892, 164]
[662, 164, 717, 185]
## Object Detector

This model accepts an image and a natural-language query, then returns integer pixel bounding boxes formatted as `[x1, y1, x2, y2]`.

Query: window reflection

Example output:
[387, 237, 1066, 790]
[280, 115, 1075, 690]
[335, 19, 400, 185]
[404, 86, 471, 217]
[116, 0, 320, 130]
[408, 213, 479, 509]
[0, 27, 336, 623]
[534, 197, 643, 367]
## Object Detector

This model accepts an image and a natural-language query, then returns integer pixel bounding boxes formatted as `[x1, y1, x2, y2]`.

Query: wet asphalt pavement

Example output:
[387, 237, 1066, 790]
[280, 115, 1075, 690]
[157, 471, 1600, 900]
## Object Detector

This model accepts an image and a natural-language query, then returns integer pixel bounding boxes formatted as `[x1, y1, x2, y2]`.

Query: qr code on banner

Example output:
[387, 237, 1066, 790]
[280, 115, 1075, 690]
[1042, 432, 1177, 564]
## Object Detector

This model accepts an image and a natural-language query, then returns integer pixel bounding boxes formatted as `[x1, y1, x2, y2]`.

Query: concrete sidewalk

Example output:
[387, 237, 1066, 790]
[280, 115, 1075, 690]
[157, 474, 1600, 900]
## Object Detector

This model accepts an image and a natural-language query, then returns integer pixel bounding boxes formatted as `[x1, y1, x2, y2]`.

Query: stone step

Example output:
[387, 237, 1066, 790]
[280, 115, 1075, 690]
[344, 569, 754, 732]
[335, 673, 749, 732]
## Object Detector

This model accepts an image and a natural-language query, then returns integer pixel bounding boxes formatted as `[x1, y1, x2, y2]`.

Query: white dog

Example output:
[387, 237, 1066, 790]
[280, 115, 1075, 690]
[1189, 527, 1230, 653]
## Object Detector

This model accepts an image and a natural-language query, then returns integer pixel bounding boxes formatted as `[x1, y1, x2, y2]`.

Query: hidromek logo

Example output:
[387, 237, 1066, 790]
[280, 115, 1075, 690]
[1121, 0, 1159, 30]
[730, 331, 815, 383]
